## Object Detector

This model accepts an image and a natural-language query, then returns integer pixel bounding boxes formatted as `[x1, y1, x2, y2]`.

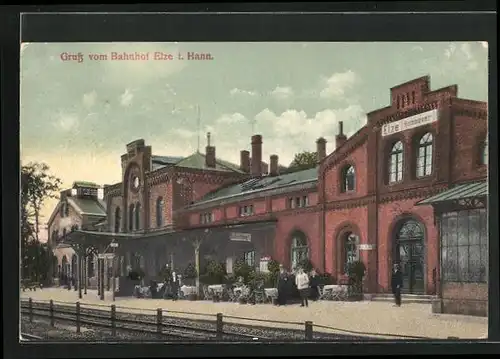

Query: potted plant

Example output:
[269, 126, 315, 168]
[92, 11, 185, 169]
[203, 260, 226, 301]
[181, 263, 198, 300]
[346, 260, 366, 301]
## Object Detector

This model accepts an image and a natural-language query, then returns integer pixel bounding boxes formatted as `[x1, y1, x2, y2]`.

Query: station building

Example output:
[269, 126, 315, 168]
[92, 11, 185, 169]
[57, 75, 488, 315]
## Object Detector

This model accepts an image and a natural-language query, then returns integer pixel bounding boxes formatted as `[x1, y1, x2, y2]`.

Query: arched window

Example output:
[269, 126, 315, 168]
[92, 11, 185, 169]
[290, 232, 309, 270]
[343, 233, 359, 274]
[65, 202, 70, 217]
[135, 203, 141, 230]
[341, 165, 355, 192]
[61, 255, 68, 276]
[389, 141, 404, 183]
[416, 132, 433, 177]
[129, 204, 135, 231]
[156, 197, 164, 227]
[62, 228, 66, 240]
[87, 254, 95, 278]
[481, 139, 488, 165]
[114, 207, 121, 233]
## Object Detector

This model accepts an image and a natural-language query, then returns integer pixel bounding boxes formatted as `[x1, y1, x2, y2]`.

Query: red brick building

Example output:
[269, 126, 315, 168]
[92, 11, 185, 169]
[99, 75, 487, 300]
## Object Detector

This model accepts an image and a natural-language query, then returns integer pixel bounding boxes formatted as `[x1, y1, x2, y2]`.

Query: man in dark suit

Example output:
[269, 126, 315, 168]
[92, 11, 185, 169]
[391, 263, 403, 307]
[276, 265, 289, 306]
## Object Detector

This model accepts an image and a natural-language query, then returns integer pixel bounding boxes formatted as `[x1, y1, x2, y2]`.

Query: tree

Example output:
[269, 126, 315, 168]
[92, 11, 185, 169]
[288, 151, 318, 170]
[21, 162, 62, 282]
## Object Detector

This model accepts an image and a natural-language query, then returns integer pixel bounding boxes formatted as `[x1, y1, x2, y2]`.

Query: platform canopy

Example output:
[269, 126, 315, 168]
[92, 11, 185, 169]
[417, 180, 488, 212]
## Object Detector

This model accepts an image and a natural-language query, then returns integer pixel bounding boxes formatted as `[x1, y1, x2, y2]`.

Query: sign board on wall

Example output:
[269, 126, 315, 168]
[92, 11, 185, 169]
[229, 232, 252, 242]
[359, 244, 376, 251]
[381, 109, 438, 137]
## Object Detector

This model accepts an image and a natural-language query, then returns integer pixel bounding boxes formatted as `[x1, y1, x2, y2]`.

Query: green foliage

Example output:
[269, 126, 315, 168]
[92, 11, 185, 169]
[159, 265, 172, 281]
[183, 263, 197, 279]
[202, 260, 226, 284]
[21, 162, 61, 282]
[267, 259, 281, 274]
[297, 258, 313, 272]
[347, 260, 366, 294]
[288, 151, 318, 170]
[233, 258, 254, 283]
[317, 272, 335, 285]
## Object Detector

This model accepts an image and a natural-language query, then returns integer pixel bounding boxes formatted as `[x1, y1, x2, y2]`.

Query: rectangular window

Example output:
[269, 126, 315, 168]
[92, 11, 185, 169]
[244, 251, 256, 267]
[302, 196, 309, 207]
[239, 206, 253, 217]
[295, 197, 301, 208]
[441, 210, 487, 283]
[289, 198, 295, 209]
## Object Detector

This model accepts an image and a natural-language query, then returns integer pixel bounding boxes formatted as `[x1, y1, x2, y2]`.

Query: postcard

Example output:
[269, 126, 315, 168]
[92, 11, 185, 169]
[20, 41, 489, 342]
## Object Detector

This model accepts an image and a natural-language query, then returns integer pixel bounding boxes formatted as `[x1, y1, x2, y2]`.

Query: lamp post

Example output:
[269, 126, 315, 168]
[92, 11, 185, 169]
[110, 240, 119, 302]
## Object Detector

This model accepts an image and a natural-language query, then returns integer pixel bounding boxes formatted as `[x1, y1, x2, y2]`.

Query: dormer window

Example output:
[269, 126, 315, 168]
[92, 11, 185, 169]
[389, 141, 404, 183]
[341, 165, 355, 192]
[416, 132, 433, 178]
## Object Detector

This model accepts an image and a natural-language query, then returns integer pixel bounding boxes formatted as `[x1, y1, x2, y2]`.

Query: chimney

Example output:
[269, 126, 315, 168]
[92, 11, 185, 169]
[316, 137, 327, 163]
[240, 150, 250, 173]
[270, 155, 279, 176]
[335, 121, 347, 149]
[251, 134, 263, 177]
[205, 132, 216, 168]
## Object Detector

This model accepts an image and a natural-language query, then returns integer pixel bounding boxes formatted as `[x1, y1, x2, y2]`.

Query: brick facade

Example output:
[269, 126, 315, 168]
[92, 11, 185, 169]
[101, 76, 487, 296]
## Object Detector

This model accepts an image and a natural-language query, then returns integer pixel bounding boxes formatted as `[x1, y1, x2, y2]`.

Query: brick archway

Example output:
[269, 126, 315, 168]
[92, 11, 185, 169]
[388, 213, 428, 295]
[333, 222, 362, 278]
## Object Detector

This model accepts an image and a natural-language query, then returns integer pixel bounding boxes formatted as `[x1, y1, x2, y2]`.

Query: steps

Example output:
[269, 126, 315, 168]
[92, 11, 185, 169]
[368, 293, 437, 304]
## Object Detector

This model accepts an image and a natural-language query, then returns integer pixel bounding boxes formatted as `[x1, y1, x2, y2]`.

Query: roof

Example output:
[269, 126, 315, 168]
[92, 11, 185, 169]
[152, 155, 185, 170]
[151, 152, 244, 173]
[190, 166, 318, 207]
[72, 181, 100, 189]
[68, 197, 107, 216]
[173, 151, 244, 173]
[417, 181, 488, 206]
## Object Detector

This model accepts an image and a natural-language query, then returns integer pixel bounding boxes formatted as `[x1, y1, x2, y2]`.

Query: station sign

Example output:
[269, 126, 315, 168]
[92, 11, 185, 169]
[229, 232, 252, 242]
[381, 109, 438, 137]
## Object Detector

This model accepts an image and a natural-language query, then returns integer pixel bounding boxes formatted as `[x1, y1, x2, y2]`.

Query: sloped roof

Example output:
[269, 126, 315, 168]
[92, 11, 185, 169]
[72, 181, 100, 189]
[151, 155, 185, 170]
[417, 181, 488, 205]
[190, 166, 318, 207]
[172, 151, 245, 173]
[68, 197, 107, 216]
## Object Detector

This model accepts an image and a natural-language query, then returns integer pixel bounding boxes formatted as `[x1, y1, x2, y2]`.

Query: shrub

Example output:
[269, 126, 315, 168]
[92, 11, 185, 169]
[267, 259, 280, 275]
[346, 260, 366, 295]
[297, 259, 313, 272]
[202, 260, 226, 284]
[233, 258, 254, 283]
[183, 263, 197, 279]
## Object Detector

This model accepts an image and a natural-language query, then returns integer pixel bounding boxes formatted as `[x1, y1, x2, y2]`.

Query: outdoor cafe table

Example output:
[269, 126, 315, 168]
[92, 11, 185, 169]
[208, 284, 224, 294]
[180, 285, 197, 296]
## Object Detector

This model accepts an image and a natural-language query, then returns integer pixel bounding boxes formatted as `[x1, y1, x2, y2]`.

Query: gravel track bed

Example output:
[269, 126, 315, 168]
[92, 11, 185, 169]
[21, 317, 181, 341]
[22, 302, 375, 341]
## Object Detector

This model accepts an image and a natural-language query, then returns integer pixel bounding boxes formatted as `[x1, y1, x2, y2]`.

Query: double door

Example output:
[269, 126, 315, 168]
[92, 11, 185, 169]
[397, 240, 424, 294]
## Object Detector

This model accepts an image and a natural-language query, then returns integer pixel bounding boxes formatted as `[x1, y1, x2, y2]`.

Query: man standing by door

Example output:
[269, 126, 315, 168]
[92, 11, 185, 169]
[391, 263, 403, 307]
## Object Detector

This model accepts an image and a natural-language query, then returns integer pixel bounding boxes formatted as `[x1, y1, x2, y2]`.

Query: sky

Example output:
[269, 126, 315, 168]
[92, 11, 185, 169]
[20, 41, 489, 231]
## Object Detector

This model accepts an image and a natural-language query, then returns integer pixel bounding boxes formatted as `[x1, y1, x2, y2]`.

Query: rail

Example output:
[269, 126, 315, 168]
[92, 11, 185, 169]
[20, 298, 433, 341]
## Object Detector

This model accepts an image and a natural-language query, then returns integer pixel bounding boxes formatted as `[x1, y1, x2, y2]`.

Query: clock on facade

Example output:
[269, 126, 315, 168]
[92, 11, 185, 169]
[132, 176, 140, 189]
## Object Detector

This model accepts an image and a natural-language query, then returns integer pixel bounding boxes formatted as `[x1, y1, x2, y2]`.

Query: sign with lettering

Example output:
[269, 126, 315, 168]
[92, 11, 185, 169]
[359, 244, 376, 251]
[381, 109, 438, 137]
[229, 232, 252, 242]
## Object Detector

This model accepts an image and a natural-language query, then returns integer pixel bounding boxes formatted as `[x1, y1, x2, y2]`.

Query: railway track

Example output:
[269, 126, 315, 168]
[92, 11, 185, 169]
[21, 302, 271, 341]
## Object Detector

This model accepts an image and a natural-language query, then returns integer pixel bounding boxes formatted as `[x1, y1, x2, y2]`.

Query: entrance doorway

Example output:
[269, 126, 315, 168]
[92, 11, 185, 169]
[394, 219, 425, 294]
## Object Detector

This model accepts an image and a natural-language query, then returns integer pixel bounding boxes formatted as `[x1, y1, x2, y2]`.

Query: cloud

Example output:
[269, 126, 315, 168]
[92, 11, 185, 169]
[82, 90, 97, 108]
[319, 70, 358, 99]
[250, 104, 367, 164]
[53, 112, 79, 132]
[119, 89, 134, 107]
[270, 86, 294, 99]
[442, 42, 480, 72]
[216, 112, 247, 125]
[229, 88, 257, 97]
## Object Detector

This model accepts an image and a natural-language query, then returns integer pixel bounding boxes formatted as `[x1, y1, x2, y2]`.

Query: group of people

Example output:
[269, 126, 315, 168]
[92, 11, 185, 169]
[276, 265, 320, 307]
